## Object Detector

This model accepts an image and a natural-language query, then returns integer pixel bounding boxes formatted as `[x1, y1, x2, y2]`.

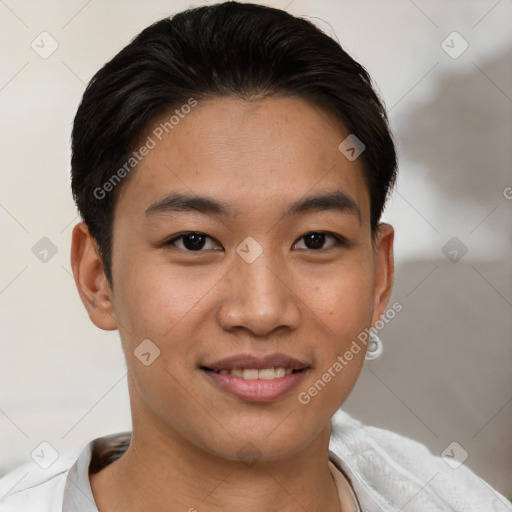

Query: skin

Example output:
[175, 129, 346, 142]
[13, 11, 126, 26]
[71, 95, 394, 512]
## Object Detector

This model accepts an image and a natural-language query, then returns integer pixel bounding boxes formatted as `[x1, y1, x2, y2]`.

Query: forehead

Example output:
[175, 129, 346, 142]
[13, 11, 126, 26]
[114, 95, 369, 223]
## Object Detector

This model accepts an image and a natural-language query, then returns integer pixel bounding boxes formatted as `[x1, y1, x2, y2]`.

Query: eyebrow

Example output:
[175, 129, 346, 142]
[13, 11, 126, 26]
[144, 190, 361, 222]
[281, 190, 361, 223]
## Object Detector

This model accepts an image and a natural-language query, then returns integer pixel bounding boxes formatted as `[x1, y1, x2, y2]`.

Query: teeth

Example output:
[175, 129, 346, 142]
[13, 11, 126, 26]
[243, 369, 259, 380]
[275, 367, 286, 378]
[258, 368, 277, 380]
[216, 367, 295, 380]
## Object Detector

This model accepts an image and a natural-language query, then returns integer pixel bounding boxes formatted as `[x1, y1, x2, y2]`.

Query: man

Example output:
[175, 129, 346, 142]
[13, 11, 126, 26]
[0, 2, 509, 511]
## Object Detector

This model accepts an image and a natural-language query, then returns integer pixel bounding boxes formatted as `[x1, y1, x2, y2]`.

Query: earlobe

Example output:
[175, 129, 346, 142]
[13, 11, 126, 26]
[70, 222, 118, 331]
[371, 222, 395, 325]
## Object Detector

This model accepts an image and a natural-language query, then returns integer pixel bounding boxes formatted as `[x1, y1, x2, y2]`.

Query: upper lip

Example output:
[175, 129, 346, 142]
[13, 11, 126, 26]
[201, 353, 310, 371]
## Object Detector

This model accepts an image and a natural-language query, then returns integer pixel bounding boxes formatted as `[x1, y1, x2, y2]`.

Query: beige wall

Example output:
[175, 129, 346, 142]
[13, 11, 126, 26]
[1, 0, 511, 499]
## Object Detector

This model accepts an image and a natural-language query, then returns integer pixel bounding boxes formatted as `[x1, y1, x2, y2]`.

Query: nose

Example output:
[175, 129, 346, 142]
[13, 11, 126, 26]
[216, 250, 301, 337]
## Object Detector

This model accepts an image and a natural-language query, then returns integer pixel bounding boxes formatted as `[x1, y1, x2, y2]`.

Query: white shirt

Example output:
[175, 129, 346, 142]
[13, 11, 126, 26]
[0, 408, 510, 511]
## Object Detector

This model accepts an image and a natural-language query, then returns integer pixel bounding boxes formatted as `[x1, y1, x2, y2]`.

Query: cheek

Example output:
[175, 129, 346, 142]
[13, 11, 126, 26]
[301, 257, 375, 331]
[298, 256, 374, 388]
[297, 281, 372, 413]
[112, 255, 211, 425]
[112, 253, 221, 343]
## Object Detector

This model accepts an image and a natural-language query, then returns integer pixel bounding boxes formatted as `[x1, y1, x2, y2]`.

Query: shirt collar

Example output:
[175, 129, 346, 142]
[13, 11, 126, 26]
[62, 434, 362, 512]
[62, 437, 98, 512]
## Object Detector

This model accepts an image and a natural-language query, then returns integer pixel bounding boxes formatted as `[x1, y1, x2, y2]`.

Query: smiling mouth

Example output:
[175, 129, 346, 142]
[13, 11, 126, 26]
[201, 367, 307, 380]
[200, 353, 311, 402]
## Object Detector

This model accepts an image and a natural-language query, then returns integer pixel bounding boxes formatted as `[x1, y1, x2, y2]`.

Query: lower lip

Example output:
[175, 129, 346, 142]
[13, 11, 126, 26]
[202, 369, 309, 402]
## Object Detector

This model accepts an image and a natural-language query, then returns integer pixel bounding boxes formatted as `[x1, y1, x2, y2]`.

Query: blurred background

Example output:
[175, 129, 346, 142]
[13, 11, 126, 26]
[1, 0, 511, 502]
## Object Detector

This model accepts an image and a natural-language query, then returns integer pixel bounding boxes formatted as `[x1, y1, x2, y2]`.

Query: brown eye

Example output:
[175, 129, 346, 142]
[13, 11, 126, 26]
[293, 232, 344, 250]
[165, 232, 222, 251]
[181, 233, 207, 250]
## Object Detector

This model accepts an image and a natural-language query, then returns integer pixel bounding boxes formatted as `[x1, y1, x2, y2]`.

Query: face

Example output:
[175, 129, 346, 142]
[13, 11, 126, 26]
[74, 95, 394, 463]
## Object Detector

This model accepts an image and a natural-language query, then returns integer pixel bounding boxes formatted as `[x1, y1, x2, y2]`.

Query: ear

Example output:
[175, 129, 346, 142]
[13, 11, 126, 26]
[70, 221, 118, 330]
[371, 222, 395, 325]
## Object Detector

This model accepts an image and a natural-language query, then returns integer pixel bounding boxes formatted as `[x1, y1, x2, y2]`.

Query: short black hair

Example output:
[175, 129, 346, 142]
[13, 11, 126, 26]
[71, 1, 397, 286]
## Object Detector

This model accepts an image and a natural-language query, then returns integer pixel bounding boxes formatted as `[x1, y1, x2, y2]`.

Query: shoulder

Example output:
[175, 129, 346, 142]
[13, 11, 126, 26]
[329, 408, 512, 512]
[0, 458, 74, 512]
[0, 432, 131, 512]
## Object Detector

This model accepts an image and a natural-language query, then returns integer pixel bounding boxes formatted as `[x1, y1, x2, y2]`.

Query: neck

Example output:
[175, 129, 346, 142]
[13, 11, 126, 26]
[90, 420, 342, 512]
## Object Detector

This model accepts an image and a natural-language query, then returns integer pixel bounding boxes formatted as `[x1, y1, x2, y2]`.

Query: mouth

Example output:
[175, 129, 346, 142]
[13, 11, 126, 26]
[200, 353, 311, 402]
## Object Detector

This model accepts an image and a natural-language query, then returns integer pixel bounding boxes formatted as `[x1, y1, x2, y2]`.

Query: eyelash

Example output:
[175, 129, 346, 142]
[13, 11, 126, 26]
[163, 231, 348, 252]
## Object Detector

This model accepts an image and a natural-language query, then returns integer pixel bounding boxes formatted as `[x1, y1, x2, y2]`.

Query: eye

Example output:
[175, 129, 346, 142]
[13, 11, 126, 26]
[164, 232, 222, 251]
[164, 231, 347, 252]
[292, 231, 346, 250]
